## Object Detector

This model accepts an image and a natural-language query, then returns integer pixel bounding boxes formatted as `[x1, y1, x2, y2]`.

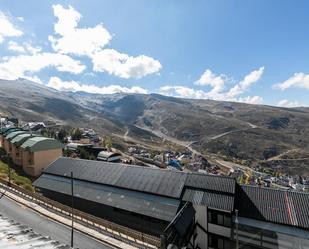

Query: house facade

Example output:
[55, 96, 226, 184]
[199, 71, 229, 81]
[33, 157, 309, 248]
[19, 137, 63, 176]
[0, 129, 63, 177]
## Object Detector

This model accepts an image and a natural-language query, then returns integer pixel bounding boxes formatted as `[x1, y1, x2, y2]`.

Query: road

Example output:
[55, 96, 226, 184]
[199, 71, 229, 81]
[0, 195, 113, 249]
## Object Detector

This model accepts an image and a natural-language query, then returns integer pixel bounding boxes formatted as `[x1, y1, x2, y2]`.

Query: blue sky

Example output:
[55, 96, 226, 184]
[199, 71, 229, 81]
[0, 0, 308, 107]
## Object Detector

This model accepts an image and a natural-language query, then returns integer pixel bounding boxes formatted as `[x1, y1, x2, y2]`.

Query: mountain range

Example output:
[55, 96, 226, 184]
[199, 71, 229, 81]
[1, 78, 309, 175]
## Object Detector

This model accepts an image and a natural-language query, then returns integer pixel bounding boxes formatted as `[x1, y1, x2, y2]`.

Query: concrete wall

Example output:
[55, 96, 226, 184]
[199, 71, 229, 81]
[11, 144, 22, 166]
[3, 139, 10, 153]
[236, 217, 309, 249]
[194, 205, 208, 249]
[208, 223, 231, 237]
[0, 134, 3, 148]
[40, 189, 168, 236]
[22, 148, 62, 177]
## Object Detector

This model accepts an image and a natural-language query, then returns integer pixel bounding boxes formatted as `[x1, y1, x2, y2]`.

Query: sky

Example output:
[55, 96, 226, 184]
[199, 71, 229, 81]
[0, 0, 309, 107]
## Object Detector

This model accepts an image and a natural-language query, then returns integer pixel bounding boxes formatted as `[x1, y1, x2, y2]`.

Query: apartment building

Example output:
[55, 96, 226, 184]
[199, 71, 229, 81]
[0, 128, 63, 177]
[20, 137, 63, 177]
[34, 157, 309, 248]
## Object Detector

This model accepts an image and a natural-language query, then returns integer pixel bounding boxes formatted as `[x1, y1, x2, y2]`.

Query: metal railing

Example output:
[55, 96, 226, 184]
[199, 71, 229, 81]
[0, 178, 161, 248]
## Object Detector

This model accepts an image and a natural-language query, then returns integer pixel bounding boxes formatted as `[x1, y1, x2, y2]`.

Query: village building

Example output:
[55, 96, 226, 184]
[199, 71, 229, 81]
[10, 133, 38, 166]
[34, 157, 309, 248]
[0, 127, 22, 149]
[97, 150, 121, 162]
[4, 130, 28, 155]
[19, 137, 63, 177]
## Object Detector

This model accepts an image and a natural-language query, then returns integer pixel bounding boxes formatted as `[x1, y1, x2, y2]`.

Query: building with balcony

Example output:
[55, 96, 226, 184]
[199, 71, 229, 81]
[33, 157, 309, 248]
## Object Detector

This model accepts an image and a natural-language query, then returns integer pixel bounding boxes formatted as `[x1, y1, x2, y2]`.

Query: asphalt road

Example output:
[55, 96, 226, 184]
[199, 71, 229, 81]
[0, 194, 113, 249]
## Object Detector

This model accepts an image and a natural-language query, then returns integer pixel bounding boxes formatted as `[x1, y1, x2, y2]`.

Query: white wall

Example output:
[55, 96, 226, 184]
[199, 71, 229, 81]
[194, 205, 208, 249]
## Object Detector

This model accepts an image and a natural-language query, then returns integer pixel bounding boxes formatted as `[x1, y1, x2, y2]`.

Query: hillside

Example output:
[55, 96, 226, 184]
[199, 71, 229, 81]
[1, 79, 309, 175]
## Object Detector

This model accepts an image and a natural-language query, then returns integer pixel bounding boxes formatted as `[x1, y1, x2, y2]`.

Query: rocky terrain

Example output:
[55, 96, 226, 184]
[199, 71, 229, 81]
[1, 78, 309, 175]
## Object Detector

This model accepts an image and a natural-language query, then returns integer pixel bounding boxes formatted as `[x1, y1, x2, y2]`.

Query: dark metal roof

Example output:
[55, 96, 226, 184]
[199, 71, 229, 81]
[43, 157, 187, 198]
[34, 174, 180, 222]
[182, 189, 234, 211]
[185, 173, 236, 194]
[236, 185, 309, 229]
[43, 157, 236, 199]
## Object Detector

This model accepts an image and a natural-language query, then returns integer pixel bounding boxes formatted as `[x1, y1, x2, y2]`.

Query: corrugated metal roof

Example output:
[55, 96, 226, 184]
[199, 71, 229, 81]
[20, 137, 63, 152]
[2, 128, 21, 135]
[34, 174, 180, 221]
[116, 166, 187, 198]
[236, 185, 309, 229]
[182, 189, 234, 211]
[5, 130, 27, 141]
[185, 173, 236, 194]
[97, 151, 119, 158]
[10, 133, 38, 146]
[44, 157, 187, 198]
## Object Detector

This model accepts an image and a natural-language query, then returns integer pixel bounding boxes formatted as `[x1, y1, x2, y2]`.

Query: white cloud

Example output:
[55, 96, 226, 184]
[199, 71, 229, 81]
[226, 67, 264, 98]
[7, 41, 25, 53]
[160, 85, 208, 99]
[7, 41, 42, 55]
[92, 49, 162, 79]
[24, 43, 42, 54]
[23, 75, 43, 84]
[195, 69, 226, 95]
[0, 52, 85, 80]
[0, 11, 23, 43]
[160, 85, 264, 105]
[49, 4, 161, 79]
[273, 72, 309, 90]
[238, 96, 263, 105]
[160, 67, 265, 104]
[277, 99, 302, 108]
[186, 67, 265, 101]
[49, 4, 111, 57]
[17, 16, 24, 22]
[47, 76, 148, 94]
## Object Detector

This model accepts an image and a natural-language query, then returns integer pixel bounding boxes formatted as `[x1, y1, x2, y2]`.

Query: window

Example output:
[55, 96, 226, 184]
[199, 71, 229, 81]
[208, 210, 231, 227]
[209, 234, 233, 249]
[28, 152, 34, 164]
[218, 214, 224, 225]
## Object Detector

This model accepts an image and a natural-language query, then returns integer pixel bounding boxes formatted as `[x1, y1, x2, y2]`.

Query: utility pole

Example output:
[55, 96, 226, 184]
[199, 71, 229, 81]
[8, 164, 11, 187]
[235, 209, 239, 249]
[71, 171, 74, 248]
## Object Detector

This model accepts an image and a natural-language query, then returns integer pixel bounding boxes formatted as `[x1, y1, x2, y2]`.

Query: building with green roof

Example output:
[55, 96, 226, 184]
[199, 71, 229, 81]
[19, 137, 63, 177]
[11, 133, 36, 146]
[5, 130, 27, 141]
[1, 128, 64, 177]
[3, 127, 22, 136]
[20, 137, 63, 152]
[3, 130, 27, 154]
[10, 133, 39, 165]
[0, 127, 20, 148]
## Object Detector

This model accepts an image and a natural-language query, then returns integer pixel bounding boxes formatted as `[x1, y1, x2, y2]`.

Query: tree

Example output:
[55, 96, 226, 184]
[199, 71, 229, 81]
[77, 148, 90, 159]
[71, 128, 82, 141]
[102, 136, 112, 150]
[57, 129, 67, 142]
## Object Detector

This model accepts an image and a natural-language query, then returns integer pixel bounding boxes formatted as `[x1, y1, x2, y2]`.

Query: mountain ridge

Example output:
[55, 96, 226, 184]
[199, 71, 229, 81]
[1, 78, 309, 175]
